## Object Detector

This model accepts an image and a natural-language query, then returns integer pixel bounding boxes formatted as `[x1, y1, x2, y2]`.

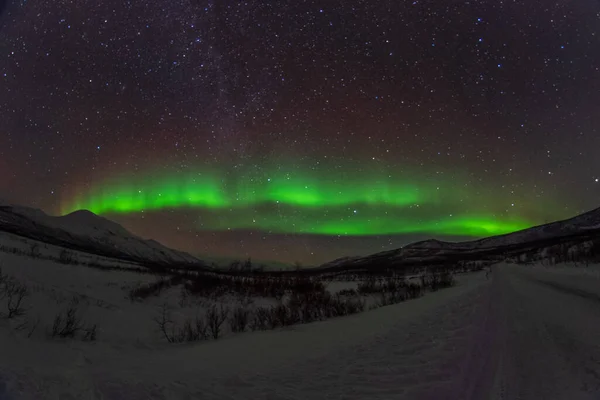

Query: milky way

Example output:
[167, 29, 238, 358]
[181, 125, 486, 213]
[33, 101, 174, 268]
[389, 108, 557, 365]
[1, 0, 599, 264]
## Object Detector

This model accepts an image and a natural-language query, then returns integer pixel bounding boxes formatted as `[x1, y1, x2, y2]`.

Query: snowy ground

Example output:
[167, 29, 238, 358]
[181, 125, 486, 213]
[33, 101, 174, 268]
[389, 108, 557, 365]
[0, 242, 426, 347]
[2, 248, 600, 398]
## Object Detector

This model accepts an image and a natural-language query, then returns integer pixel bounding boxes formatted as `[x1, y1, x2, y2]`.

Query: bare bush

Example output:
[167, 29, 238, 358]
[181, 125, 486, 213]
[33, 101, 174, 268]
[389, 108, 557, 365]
[153, 303, 174, 343]
[153, 304, 208, 343]
[250, 306, 271, 331]
[178, 316, 208, 342]
[49, 297, 97, 341]
[374, 291, 405, 307]
[438, 271, 455, 288]
[83, 324, 98, 341]
[151, 267, 456, 340]
[51, 305, 83, 338]
[0, 267, 6, 289]
[58, 249, 74, 264]
[30, 243, 40, 258]
[421, 270, 455, 291]
[357, 276, 379, 294]
[229, 306, 250, 333]
[14, 315, 40, 338]
[28, 315, 40, 338]
[206, 304, 229, 339]
[178, 285, 189, 308]
[4, 278, 29, 319]
[337, 288, 358, 296]
[185, 273, 324, 300]
[247, 291, 367, 330]
[406, 283, 422, 299]
[129, 275, 184, 301]
[271, 303, 292, 327]
[0, 271, 31, 321]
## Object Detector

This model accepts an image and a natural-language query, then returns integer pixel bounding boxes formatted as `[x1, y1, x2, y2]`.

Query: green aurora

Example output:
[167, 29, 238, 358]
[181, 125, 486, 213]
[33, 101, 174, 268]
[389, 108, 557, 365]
[62, 168, 535, 237]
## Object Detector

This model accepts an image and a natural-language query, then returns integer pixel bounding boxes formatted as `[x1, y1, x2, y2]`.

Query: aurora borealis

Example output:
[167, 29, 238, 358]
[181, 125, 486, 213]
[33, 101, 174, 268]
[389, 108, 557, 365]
[2, 0, 600, 264]
[64, 170, 425, 214]
[61, 167, 531, 237]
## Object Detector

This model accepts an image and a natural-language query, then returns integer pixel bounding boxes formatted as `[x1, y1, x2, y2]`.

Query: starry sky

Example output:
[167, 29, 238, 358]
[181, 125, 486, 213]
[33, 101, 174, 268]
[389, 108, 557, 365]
[1, 0, 599, 265]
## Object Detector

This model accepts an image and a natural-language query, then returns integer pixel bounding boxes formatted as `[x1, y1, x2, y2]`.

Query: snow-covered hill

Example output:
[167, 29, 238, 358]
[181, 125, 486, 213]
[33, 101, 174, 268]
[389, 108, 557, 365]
[321, 207, 600, 270]
[0, 203, 203, 268]
[406, 206, 600, 251]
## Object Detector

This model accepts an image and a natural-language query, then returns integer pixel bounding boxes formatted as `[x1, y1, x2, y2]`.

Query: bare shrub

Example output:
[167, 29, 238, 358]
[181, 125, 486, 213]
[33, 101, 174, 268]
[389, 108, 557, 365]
[194, 316, 209, 340]
[28, 315, 40, 338]
[179, 316, 208, 342]
[153, 303, 209, 343]
[337, 288, 358, 296]
[271, 303, 291, 327]
[15, 315, 40, 338]
[288, 300, 301, 324]
[4, 278, 29, 319]
[421, 270, 455, 291]
[406, 283, 421, 299]
[58, 249, 74, 264]
[178, 285, 189, 308]
[278, 291, 365, 325]
[51, 305, 83, 338]
[357, 276, 379, 294]
[229, 306, 250, 333]
[83, 324, 98, 341]
[185, 273, 324, 300]
[438, 271, 455, 288]
[30, 243, 40, 257]
[48, 297, 97, 341]
[185, 274, 226, 298]
[206, 304, 229, 339]
[153, 303, 174, 343]
[129, 275, 184, 301]
[250, 306, 271, 331]
[0, 267, 6, 289]
[375, 293, 393, 308]
[334, 295, 366, 315]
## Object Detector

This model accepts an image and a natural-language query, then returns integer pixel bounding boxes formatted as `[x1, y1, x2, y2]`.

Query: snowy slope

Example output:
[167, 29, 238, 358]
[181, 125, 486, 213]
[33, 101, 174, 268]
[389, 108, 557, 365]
[0, 249, 488, 399]
[0, 203, 202, 267]
[3, 261, 600, 399]
[321, 207, 600, 270]
[406, 206, 600, 250]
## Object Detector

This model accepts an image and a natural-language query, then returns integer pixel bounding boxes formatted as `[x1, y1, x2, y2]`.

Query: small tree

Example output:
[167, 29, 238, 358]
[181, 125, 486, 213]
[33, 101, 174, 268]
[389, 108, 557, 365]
[206, 304, 229, 339]
[153, 303, 174, 343]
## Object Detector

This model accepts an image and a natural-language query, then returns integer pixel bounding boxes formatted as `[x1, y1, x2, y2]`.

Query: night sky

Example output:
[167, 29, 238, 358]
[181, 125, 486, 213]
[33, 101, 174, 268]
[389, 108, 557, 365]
[1, 0, 599, 265]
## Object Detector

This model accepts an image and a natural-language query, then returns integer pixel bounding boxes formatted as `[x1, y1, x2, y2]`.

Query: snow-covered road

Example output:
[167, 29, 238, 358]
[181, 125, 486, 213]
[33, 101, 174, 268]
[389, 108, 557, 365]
[3, 265, 600, 399]
[489, 266, 600, 400]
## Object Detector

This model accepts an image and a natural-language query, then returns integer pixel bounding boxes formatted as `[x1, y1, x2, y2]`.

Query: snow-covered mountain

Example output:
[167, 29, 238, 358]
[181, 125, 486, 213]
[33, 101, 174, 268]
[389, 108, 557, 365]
[406, 206, 600, 251]
[320, 207, 600, 270]
[0, 203, 203, 268]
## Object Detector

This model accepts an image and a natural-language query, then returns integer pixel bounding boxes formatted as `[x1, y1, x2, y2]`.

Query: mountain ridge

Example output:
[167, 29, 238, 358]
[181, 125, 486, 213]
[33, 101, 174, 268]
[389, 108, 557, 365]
[320, 206, 600, 270]
[2, 201, 600, 273]
[0, 203, 203, 268]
